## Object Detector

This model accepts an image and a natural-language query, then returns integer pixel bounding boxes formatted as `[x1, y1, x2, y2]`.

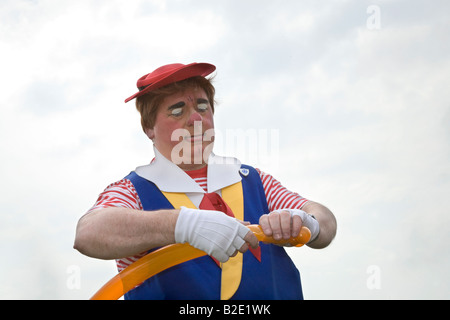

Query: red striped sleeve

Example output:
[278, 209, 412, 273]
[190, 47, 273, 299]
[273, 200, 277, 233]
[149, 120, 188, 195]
[87, 179, 145, 272]
[116, 253, 148, 272]
[87, 179, 142, 212]
[256, 168, 309, 212]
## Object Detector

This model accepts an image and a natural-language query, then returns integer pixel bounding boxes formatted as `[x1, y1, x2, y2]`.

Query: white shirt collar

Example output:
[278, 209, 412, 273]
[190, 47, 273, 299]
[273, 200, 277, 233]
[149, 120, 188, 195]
[135, 146, 242, 194]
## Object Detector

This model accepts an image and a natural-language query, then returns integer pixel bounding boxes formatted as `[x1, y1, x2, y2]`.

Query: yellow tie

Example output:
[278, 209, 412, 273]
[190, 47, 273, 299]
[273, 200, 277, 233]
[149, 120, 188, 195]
[162, 181, 244, 300]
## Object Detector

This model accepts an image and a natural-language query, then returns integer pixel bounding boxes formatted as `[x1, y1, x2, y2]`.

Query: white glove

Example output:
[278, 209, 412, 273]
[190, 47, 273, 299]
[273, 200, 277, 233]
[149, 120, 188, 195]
[175, 206, 250, 263]
[277, 209, 320, 243]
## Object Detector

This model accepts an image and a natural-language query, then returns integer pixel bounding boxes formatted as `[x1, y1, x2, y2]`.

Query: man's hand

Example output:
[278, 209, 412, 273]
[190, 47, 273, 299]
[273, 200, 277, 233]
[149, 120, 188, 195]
[175, 206, 259, 262]
[259, 209, 320, 245]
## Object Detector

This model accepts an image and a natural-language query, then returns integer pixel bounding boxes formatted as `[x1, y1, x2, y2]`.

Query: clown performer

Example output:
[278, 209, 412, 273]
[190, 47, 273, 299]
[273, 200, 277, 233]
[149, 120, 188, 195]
[74, 62, 337, 300]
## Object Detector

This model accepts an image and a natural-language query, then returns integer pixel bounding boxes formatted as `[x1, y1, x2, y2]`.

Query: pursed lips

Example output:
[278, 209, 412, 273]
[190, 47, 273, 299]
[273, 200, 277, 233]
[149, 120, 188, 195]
[184, 133, 205, 142]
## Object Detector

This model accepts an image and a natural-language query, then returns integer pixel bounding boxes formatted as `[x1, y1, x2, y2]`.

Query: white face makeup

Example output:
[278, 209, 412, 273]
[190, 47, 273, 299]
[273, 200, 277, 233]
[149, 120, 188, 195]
[147, 88, 215, 170]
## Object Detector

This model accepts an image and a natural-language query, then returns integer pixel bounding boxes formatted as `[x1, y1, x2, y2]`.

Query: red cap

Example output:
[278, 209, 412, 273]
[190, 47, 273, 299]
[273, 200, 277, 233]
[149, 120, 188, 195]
[125, 62, 216, 103]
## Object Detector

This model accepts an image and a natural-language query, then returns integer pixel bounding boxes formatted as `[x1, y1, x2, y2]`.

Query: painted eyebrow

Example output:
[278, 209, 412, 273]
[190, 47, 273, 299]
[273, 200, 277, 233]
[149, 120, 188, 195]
[197, 98, 209, 104]
[168, 101, 185, 111]
[168, 99, 208, 111]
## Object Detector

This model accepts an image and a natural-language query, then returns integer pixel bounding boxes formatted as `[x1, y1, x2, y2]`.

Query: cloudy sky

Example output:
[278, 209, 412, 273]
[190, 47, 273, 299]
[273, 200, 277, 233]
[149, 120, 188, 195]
[1, 0, 449, 300]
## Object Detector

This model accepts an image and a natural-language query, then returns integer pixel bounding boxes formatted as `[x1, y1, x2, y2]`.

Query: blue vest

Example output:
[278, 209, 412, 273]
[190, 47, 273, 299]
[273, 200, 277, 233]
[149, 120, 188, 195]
[124, 165, 303, 300]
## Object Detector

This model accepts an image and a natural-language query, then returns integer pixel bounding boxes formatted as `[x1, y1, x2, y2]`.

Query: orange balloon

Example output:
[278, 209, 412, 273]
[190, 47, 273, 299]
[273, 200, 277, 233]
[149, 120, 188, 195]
[90, 225, 311, 300]
[247, 224, 311, 247]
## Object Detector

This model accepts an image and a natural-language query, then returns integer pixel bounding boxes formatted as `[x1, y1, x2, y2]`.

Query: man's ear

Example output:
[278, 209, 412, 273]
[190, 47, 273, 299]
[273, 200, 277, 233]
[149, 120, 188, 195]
[145, 128, 155, 140]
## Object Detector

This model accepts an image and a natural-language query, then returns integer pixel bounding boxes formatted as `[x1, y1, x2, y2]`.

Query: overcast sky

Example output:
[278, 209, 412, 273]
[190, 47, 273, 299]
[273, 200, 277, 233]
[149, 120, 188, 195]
[1, 0, 449, 300]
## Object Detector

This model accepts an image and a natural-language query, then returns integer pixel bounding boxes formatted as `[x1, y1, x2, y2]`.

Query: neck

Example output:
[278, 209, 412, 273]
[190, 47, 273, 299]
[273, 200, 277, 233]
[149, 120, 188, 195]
[178, 162, 208, 171]
[152, 144, 211, 171]
[184, 165, 208, 178]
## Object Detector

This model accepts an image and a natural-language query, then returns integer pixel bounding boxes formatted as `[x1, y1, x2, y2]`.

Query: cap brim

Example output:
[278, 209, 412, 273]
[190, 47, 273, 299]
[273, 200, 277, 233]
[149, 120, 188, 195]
[125, 63, 216, 103]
